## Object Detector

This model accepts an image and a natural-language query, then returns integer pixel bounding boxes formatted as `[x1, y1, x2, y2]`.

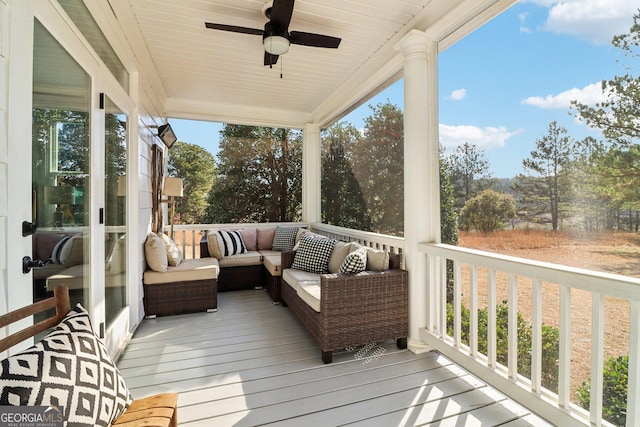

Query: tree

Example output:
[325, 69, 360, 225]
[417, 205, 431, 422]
[439, 158, 458, 246]
[459, 189, 516, 234]
[352, 101, 404, 235]
[572, 10, 640, 147]
[446, 142, 495, 210]
[204, 125, 302, 223]
[321, 122, 372, 230]
[167, 142, 216, 224]
[512, 121, 574, 231]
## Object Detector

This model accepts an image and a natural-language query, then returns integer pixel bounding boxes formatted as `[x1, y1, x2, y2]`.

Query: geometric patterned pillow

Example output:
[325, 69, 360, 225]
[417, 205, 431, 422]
[272, 226, 299, 251]
[339, 247, 368, 274]
[291, 236, 337, 274]
[0, 304, 132, 426]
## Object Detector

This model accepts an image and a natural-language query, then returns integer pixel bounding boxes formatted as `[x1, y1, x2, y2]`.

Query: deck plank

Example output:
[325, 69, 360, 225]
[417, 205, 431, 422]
[117, 289, 552, 426]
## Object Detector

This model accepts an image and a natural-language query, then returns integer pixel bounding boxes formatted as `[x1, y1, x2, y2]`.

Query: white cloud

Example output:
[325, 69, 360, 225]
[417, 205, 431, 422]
[439, 124, 521, 150]
[539, 0, 638, 45]
[447, 88, 467, 100]
[521, 81, 606, 109]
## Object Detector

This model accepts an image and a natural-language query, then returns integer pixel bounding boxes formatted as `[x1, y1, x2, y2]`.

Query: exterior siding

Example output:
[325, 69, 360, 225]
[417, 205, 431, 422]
[0, 0, 9, 344]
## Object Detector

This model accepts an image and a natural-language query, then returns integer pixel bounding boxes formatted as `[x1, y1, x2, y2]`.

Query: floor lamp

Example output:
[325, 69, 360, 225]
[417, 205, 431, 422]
[162, 177, 183, 239]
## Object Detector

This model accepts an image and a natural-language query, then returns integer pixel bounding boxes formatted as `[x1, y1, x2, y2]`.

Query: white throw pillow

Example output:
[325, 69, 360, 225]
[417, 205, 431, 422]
[159, 232, 183, 266]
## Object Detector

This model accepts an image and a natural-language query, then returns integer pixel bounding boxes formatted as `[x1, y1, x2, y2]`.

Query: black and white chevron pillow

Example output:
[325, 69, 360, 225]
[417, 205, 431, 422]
[0, 304, 132, 426]
[218, 230, 247, 256]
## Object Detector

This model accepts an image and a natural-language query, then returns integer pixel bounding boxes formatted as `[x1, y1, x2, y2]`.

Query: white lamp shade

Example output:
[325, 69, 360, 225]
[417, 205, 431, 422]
[44, 185, 75, 205]
[264, 35, 290, 55]
[162, 177, 183, 197]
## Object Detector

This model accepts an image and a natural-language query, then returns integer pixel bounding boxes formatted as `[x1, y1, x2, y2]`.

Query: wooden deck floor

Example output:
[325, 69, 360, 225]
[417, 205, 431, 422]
[117, 289, 553, 426]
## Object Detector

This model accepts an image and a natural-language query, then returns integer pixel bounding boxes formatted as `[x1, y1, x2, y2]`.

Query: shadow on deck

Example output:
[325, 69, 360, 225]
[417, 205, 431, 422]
[117, 289, 552, 426]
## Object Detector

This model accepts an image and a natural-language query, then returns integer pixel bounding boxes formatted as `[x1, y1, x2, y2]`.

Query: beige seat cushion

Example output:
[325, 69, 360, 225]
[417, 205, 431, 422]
[46, 266, 126, 291]
[282, 268, 320, 293]
[217, 251, 262, 268]
[143, 258, 219, 285]
[297, 281, 321, 312]
[46, 264, 87, 291]
[259, 250, 281, 276]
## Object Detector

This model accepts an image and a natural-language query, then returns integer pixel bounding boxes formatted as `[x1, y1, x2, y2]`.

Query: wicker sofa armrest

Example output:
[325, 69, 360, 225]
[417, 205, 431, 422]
[319, 269, 408, 338]
[281, 250, 296, 270]
[200, 236, 210, 258]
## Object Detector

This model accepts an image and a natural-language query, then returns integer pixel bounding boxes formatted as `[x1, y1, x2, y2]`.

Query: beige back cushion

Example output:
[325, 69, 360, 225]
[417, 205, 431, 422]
[159, 232, 183, 266]
[106, 236, 126, 274]
[328, 241, 353, 274]
[145, 232, 168, 272]
[257, 227, 275, 250]
[362, 246, 390, 271]
[240, 228, 257, 251]
[206, 232, 224, 259]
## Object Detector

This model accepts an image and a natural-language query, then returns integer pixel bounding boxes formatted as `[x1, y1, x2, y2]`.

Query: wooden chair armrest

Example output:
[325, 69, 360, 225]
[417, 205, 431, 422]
[112, 393, 178, 427]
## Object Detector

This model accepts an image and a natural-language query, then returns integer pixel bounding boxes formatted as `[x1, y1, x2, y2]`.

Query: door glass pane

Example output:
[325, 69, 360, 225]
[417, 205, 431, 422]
[32, 20, 91, 310]
[104, 96, 127, 326]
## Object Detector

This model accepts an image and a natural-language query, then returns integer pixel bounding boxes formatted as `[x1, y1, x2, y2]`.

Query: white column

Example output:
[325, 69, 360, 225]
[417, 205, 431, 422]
[396, 30, 440, 354]
[302, 123, 321, 224]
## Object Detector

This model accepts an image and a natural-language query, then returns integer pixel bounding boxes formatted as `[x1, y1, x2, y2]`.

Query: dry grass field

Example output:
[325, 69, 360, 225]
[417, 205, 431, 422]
[458, 230, 640, 398]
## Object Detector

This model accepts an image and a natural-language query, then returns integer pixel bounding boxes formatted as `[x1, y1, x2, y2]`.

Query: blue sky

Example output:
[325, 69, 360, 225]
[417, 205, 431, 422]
[171, 0, 640, 179]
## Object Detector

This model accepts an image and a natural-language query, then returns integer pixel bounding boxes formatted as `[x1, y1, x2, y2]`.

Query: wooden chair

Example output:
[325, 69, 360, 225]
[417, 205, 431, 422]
[0, 286, 178, 427]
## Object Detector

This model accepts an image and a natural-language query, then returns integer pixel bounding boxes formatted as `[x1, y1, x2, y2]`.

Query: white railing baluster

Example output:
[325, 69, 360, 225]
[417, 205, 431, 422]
[488, 268, 497, 369]
[558, 285, 571, 408]
[454, 260, 462, 348]
[628, 300, 640, 427]
[590, 293, 605, 427]
[531, 278, 542, 394]
[439, 256, 447, 339]
[508, 273, 518, 381]
[470, 264, 478, 359]
[418, 242, 640, 427]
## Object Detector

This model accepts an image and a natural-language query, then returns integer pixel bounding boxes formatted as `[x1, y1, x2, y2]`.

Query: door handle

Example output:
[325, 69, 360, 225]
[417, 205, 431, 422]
[22, 256, 52, 274]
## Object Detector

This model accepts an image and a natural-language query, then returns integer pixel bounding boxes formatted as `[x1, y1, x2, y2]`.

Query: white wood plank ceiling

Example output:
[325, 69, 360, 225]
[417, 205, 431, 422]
[115, 0, 514, 128]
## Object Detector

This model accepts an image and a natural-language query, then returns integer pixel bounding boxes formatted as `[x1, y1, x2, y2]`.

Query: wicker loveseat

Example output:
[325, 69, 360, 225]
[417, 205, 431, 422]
[280, 248, 409, 364]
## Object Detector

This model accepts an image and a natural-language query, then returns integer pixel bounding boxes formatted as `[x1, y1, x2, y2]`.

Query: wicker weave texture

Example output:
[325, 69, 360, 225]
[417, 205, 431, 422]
[281, 268, 408, 354]
[143, 279, 217, 316]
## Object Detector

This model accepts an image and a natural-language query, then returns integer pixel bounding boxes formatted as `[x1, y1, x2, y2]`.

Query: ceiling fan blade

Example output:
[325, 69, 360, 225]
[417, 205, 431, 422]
[264, 52, 280, 66]
[269, 0, 295, 29]
[205, 22, 264, 36]
[290, 31, 341, 48]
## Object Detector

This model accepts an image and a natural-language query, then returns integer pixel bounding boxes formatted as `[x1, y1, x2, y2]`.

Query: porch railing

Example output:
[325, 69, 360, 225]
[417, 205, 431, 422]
[166, 222, 404, 260]
[163, 222, 639, 426]
[419, 242, 640, 427]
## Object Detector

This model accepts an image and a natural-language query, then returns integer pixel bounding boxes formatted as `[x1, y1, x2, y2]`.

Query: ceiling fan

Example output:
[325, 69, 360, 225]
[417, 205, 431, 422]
[205, 0, 341, 67]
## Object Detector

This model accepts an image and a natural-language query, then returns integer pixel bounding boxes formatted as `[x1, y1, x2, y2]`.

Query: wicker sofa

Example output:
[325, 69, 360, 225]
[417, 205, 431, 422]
[143, 232, 219, 317]
[280, 249, 409, 364]
[199, 226, 295, 302]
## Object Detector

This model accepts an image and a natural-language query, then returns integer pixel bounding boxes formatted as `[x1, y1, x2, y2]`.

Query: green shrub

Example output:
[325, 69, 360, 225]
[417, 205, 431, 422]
[576, 355, 628, 426]
[447, 301, 559, 391]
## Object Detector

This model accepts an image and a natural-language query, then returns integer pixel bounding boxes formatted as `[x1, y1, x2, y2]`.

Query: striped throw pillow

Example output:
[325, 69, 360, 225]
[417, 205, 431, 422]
[218, 230, 247, 257]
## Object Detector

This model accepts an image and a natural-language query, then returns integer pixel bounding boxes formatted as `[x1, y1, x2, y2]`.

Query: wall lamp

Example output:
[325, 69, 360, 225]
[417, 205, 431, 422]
[150, 123, 177, 148]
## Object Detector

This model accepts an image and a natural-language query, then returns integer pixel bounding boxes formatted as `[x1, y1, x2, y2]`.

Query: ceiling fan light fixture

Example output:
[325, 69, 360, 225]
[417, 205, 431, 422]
[263, 35, 290, 55]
